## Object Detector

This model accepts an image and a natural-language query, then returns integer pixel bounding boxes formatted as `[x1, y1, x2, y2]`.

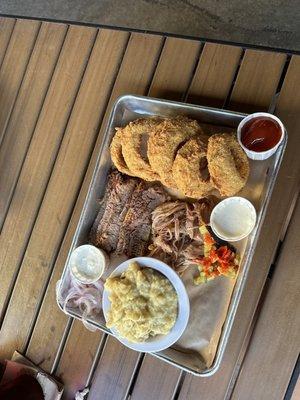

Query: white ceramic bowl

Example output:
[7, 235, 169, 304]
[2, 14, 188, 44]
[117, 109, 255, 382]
[237, 112, 285, 160]
[210, 197, 257, 242]
[102, 257, 190, 353]
[69, 244, 107, 284]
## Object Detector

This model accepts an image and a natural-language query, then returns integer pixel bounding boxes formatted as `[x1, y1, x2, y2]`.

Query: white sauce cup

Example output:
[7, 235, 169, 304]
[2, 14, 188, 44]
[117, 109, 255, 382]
[210, 197, 257, 242]
[69, 244, 107, 284]
[237, 112, 285, 160]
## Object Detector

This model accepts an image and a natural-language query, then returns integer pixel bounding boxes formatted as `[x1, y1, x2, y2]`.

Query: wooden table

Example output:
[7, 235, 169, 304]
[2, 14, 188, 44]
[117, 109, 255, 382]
[0, 17, 299, 400]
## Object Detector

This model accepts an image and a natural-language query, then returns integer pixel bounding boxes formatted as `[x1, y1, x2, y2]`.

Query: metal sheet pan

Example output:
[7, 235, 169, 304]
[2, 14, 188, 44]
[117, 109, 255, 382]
[57, 94, 287, 376]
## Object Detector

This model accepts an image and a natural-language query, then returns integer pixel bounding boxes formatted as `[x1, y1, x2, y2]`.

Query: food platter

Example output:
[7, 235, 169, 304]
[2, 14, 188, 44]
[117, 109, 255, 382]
[57, 95, 287, 376]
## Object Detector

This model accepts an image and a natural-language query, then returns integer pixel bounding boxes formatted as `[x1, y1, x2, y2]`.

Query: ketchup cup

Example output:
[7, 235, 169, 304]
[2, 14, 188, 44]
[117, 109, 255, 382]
[237, 112, 285, 160]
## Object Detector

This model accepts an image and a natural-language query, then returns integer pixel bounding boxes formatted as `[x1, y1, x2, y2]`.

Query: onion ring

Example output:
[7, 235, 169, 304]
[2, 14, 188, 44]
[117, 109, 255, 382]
[172, 135, 213, 198]
[147, 116, 202, 188]
[110, 128, 134, 176]
[207, 133, 249, 196]
[121, 117, 162, 181]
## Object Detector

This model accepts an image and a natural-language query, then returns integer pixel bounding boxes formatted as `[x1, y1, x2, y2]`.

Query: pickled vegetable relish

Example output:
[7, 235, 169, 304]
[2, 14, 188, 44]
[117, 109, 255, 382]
[194, 226, 240, 284]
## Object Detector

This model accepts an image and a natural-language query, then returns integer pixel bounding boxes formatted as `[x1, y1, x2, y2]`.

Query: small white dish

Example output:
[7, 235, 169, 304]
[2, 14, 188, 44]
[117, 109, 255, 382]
[102, 257, 190, 353]
[69, 244, 107, 284]
[237, 112, 285, 160]
[210, 197, 256, 242]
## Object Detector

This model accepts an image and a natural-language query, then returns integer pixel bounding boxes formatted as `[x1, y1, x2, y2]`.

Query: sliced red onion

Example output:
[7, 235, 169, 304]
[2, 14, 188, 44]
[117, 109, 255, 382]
[56, 272, 104, 331]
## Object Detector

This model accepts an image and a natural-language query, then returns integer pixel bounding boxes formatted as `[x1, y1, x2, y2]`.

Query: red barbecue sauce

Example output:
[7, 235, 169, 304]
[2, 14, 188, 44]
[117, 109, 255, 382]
[241, 117, 282, 152]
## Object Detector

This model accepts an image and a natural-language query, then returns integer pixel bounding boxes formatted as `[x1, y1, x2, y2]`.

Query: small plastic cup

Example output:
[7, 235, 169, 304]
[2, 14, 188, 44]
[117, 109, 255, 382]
[69, 244, 107, 284]
[237, 112, 285, 160]
[210, 197, 257, 242]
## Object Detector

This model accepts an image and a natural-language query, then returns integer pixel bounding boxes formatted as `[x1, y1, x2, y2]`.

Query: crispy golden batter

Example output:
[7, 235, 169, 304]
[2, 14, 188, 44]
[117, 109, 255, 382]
[207, 133, 249, 196]
[172, 136, 214, 198]
[110, 128, 134, 176]
[121, 118, 162, 182]
[148, 116, 202, 188]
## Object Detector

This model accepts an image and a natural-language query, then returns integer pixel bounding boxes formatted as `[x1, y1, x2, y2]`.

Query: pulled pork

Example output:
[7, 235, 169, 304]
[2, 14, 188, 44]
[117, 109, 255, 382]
[149, 198, 217, 274]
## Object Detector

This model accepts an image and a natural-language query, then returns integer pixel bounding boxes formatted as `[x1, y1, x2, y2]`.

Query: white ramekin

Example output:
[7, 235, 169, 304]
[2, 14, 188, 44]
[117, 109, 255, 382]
[69, 244, 107, 284]
[237, 112, 285, 160]
[210, 197, 257, 242]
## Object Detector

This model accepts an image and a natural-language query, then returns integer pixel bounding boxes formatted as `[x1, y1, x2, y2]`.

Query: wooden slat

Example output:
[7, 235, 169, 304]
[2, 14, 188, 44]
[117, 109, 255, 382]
[0, 17, 15, 66]
[88, 337, 139, 400]
[232, 60, 300, 400]
[131, 357, 181, 400]
[291, 375, 300, 400]
[187, 43, 242, 107]
[0, 25, 97, 345]
[26, 33, 163, 393]
[233, 197, 300, 399]
[149, 37, 201, 101]
[0, 28, 128, 361]
[55, 320, 103, 399]
[25, 228, 71, 370]
[0, 21, 67, 229]
[178, 55, 300, 400]
[0, 19, 40, 145]
[229, 49, 286, 113]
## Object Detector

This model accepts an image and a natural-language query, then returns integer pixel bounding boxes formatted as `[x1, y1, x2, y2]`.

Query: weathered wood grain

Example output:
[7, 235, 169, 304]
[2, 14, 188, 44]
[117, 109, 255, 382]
[187, 42, 242, 107]
[0, 25, 97, 354]
[149, 36, 201, 101]
[229, 49, 286, 113]
[0, 28, 127, 362]
[88, 337, 140, 400]
[0, 19, 40, 145]
[55, 320, 104, 399]
[0, 17, 15, 67]
[0, 21, 67, 228]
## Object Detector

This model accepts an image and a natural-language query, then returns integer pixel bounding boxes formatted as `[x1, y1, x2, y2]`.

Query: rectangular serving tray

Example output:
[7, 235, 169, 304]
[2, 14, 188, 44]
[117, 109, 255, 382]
[57, 94, 287, 376]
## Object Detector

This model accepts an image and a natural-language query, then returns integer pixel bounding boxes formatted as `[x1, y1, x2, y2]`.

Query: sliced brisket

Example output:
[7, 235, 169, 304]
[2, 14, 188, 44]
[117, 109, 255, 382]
[116, 183, 169, 257]
[90, 171, 137, 252]
[90, 171, 169, 257]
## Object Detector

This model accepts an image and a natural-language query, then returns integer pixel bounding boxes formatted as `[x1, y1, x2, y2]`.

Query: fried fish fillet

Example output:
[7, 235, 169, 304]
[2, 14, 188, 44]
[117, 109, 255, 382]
[121, 118, 162, 182]
[207, 133, 249, 196]
[147, 116, 202, 188]
[172, 135, 214, 198]
[110, 128, 134, 176]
